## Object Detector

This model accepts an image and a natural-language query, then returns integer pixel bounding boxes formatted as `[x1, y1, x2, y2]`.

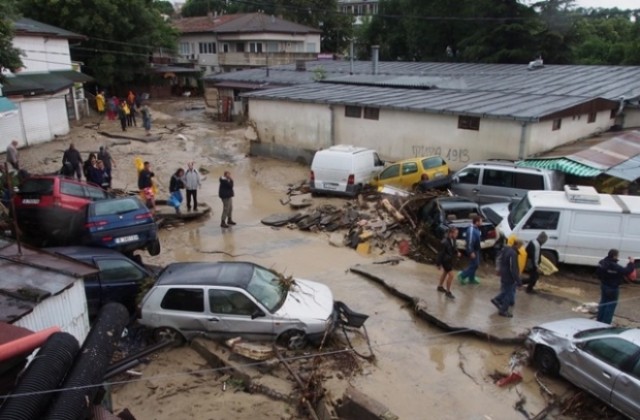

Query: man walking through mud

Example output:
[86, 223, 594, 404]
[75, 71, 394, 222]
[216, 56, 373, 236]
[219, 171, 235, 228]
[62, 143, 83, 180]
[458, 215, 483, 285]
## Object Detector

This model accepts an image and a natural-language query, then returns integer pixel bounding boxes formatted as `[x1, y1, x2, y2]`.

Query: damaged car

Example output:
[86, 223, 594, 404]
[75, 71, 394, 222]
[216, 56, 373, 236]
[138, 262, 346, 349]
[525, 317, 640, 419]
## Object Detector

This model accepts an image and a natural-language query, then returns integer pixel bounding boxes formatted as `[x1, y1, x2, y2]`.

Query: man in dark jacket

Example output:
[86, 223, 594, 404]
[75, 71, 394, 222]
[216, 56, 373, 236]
[522, 231, 548, 294]
[491, 239, 523, 318]
[62, 143, 82, 180]
[138, 161, 156, 213]
[219, 171, 235, 228]
[458, 215, 483, 285]
[596, 249, 635, 324]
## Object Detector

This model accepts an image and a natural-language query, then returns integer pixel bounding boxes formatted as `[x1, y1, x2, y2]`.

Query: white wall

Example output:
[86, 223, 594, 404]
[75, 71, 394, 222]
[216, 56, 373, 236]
[12, 36, 72, 72]
[179, 34, 220, 70]
[16, 96, 70, 145]
[0, 112, 25, 150]
[624, 108, 640, 128]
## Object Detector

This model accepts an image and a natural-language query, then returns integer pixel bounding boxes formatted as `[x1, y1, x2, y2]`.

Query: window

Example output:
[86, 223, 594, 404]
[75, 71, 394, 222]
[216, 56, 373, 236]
[379, 164, 400, 180]
[610, 109, 617, 119]
[582, 338, 639, 369]
[249, 42, 263, 53]
[422, 157, 445, 169]
[198, 42, 216, 54]
[235, 42, 245, 52]
[345, 106, 362, 118]
[457, 168, 480, 185]
[552, 118, 562, 131]
[209, 290, 258, 315]
[93, 198, 140, 216]
[222, 43, 229, 53]
[95, 259, 147, 283]
[402, 162, 418, 175]
[61, 181, 86, 198]
[588, 112, 597, 123]
[179, 42, 190, 55]
[161, 288, 204, 312]
[513, 173, 544, 190]
[458, 116, 480, 131]
[523, 211, 559, 230]
[84, 186, 107, 200]
[364, 107, 379, 120]
[483, 170, 513, 187]
[20, 179, 53, 195]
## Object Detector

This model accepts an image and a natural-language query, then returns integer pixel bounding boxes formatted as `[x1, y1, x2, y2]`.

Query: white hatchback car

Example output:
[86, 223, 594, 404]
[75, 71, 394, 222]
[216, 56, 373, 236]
[138, 261, 337, 349]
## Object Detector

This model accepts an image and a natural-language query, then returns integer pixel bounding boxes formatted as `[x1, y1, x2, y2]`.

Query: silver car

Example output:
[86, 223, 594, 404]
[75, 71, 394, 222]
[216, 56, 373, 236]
[138, 261, 336, 349]
[525, 318, 640, 419]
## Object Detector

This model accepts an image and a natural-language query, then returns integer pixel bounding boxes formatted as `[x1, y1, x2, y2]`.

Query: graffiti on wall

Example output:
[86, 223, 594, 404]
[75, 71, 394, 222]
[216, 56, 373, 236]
[411, 145, 470, 163]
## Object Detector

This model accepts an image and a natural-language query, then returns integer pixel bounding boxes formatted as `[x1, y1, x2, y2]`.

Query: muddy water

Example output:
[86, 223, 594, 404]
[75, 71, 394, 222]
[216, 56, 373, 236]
[148, 150, 575, 419]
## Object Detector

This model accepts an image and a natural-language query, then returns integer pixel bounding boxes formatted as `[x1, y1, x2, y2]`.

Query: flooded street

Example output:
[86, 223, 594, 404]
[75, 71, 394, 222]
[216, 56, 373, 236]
[16, 99, 633, 419]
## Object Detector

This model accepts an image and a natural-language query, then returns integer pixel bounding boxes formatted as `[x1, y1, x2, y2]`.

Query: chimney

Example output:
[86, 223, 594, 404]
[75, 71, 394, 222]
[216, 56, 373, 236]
[371, 45, 379, 75]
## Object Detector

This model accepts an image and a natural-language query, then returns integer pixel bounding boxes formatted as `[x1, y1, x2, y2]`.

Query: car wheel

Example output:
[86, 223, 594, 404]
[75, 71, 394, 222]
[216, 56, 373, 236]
[148, 239, 161, 256]
[152, 327, 185, 346]
[534, 345, 560, 376]
[541, 250, 558, 268]
[278, 330, 307, 350]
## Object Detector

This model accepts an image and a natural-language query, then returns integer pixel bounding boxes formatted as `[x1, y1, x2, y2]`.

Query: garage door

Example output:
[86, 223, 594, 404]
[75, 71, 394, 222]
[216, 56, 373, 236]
[20, 101, 51, 145]
[47, 96, 70, 136]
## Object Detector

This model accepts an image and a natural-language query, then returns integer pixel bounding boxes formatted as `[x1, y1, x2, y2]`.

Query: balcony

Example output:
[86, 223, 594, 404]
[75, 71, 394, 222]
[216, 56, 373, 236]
[218, 52, 319, 67]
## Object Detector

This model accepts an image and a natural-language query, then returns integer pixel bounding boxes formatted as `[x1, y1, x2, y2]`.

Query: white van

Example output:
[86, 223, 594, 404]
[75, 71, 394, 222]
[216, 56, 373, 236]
[310, 145, 385, 197]
[497, 185, 640, 267]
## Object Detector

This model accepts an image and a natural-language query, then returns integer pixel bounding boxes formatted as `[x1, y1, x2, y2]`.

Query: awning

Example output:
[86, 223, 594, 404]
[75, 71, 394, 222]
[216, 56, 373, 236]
[2, 70, 93, 96]
[519, 130, 640, 181]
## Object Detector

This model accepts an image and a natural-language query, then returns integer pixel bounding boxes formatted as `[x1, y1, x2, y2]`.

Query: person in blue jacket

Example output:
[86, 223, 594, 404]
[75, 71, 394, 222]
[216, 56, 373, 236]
[596, 249, 635, 324]
[458, 215, 483, 285]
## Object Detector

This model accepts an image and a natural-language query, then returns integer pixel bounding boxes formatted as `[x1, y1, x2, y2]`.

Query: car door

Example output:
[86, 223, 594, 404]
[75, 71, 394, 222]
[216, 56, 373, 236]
[157, 287, 208, 335]
[478, 169, 515, 204]
[93, 257, 150, 314]
[208, 288, 274, 341]
[375, 163, 401, 187]
[611, 354, 640, 418]
[451, 167, 481, 201]
[399, 161, 419, 188]
[83, 272, 102, 317]
[519, 210, 562, 261]
[563, 337, 638, 406]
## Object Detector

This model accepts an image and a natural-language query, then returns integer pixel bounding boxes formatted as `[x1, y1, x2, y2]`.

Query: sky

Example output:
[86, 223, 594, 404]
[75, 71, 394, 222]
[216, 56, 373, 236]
[571, 0, 638, 9]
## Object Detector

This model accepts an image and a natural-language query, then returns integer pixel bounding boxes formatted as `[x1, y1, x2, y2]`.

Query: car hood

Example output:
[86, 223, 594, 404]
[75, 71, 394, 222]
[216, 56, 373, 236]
[275, 279, 334, 321]
[532, 317, 611, 340]
[480, 202, 510, 226]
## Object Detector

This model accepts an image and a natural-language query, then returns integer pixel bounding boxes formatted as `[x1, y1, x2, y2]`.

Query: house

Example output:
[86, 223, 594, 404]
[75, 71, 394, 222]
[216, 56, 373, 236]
[0, 18, 93, 151]
[0, 238, 97, 345]
[338, 0, 379, 25]
[172, 12, 322, 76]
[205, 58, 640, 169]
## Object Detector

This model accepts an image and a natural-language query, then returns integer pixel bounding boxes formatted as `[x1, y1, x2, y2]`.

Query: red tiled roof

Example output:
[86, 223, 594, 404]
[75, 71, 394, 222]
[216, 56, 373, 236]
[172, 13, 320, 34]
[171, 14, 240, 33]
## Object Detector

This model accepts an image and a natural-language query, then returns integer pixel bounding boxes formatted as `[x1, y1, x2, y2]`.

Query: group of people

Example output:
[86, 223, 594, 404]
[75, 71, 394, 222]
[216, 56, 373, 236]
[138, 161, 235, 228]
[436, 216, 636, 323]
[60, 143, 115, 190]
[95, 90, 152, 136]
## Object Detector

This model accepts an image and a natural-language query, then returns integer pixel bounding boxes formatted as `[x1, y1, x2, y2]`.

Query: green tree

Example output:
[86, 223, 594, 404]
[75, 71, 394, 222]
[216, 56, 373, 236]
[19, 0, 178, 88]
[0, 0, 23, 83]
[180, 0, 228, 17]
[154, 0, 176, 16]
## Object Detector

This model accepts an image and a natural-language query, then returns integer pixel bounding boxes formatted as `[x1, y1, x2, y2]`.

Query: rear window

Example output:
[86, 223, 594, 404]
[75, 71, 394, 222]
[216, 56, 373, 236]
[422, 157, 445, 169]
[61, 181, 86, 198]
[93, 198, 142, 216]
[20, 179, 54, 195]
[161, 288, 204, 312]
[514, 173, 544, 190]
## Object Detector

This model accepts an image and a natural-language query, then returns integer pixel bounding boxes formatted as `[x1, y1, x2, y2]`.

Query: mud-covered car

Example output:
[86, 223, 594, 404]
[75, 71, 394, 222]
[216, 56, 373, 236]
[138, 261, 338, 349]
[419, 196, 498, 252]
[525, 318, 640, 419]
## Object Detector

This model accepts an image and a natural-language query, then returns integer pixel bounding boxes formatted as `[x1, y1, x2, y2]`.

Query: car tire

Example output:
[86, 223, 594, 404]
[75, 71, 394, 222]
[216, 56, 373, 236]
[152, 327, 185, 346]
[148, 239, 161, 256]
[541, 250, 558, 268]
[277, 329, 307, 350]
[534, 345, 560, 376]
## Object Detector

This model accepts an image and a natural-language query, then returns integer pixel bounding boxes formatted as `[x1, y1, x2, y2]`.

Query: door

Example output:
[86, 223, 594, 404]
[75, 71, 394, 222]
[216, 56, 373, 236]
[451, 167, 481, 201]
[518, 209, 562, 260]
[94, 257, 149, 314]
[611, 356, 640, 418]
[208, 288, 274, 341]
[478, 169, 515, 204]
[157, 287, 208, 334]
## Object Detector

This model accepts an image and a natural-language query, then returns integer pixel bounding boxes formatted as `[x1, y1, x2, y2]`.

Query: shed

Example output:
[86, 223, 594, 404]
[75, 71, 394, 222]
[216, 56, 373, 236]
[0, 239, 98, 344]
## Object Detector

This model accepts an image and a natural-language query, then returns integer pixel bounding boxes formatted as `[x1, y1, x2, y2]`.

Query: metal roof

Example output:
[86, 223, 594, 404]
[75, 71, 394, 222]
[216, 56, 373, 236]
[0, 239, 97, 323]
[13, 18, 85, 40]
[519, 131, 640, 181]
[2, 70, 92, 96]
[205, 60, 640, 101]
[242, 82, 610, 122]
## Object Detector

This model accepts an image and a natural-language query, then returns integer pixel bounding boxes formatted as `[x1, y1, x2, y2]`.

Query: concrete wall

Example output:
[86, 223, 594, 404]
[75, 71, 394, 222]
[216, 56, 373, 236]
[12, 36, 71, 72]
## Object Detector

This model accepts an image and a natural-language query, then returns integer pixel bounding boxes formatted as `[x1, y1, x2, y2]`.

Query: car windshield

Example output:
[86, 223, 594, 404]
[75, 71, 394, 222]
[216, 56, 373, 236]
[508, 196, 531, 229]
[245, 266, 287, 312]
[93, 198, 141, 216]
[575, 327, 628, 339]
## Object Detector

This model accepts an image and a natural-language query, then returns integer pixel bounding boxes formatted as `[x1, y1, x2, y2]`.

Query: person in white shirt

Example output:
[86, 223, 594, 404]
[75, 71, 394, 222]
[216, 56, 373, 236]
[184, 161, 202, 211]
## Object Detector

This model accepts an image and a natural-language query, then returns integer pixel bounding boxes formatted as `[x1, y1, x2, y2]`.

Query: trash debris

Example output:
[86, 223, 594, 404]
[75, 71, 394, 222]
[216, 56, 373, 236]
[572, 302, 599, 314]
[225, 337, 275, 361]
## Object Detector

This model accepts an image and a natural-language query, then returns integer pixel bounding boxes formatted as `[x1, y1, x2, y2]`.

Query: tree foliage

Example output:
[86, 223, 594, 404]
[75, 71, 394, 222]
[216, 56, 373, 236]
[18, 0, 178, 88]
[0, 0, 23, 83]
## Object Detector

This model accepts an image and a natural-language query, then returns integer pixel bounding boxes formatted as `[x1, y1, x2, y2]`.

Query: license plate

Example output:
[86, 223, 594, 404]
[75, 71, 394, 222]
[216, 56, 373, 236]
[115, 234, 139, 244]
[22, 198, 40, 204]
[323, 183, 338, 189]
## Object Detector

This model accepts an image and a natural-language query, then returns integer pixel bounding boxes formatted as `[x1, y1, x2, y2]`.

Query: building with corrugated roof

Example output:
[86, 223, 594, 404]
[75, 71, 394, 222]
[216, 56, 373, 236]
[204, 59, 640, 169]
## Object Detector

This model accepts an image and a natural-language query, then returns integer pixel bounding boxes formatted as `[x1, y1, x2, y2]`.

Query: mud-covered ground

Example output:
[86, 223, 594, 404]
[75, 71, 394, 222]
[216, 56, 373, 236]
[7, 99, 634, 420]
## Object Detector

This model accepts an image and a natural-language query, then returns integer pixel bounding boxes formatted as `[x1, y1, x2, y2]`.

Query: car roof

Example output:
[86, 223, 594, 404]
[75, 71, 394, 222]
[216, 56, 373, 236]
[156, 261, 257, 288]
[390, 156, 443, 164]
[460, 160, 550, 173]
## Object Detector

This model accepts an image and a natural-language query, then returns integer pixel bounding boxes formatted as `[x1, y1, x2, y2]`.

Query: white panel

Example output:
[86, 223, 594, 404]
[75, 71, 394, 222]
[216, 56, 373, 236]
[0, 112, 25, 149]
[47, 96, 70, 135]
[14, 280, 90, 345]
[20, 101, 51, 145]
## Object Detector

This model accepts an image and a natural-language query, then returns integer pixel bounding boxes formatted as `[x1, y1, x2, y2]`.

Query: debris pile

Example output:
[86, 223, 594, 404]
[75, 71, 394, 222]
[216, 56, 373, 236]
[262, 185, 450, 261]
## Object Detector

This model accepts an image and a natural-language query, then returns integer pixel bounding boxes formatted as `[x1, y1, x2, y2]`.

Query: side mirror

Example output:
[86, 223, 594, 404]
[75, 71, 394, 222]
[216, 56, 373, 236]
[251, 309, 265, 319]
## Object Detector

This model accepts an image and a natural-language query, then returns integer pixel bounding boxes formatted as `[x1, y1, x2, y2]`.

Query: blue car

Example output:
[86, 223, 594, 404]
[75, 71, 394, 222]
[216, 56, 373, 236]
[83, 196, 161, 256]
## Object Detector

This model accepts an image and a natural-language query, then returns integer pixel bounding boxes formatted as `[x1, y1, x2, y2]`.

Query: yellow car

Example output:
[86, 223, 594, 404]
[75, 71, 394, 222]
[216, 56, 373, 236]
[371, 156, 450, 190]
